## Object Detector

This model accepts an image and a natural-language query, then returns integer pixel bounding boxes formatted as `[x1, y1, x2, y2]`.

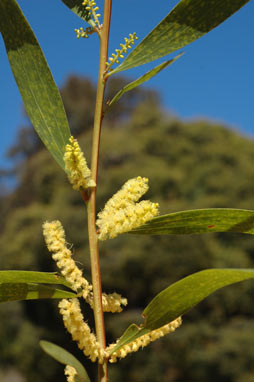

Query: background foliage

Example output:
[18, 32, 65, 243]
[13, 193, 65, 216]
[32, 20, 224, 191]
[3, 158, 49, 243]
[0, 76, 253, 382]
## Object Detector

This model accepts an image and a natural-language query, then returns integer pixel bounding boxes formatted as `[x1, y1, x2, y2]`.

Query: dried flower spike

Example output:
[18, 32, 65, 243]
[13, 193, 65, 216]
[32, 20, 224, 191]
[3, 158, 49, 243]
[64, 136, 95, 191]
[105, 33, 138, 72]
[96, 176, 159, 241]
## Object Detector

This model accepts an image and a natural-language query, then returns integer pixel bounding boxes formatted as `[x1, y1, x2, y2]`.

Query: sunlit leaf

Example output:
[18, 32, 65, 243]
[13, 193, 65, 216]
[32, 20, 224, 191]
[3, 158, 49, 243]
[0, 0, 71, 170]
[106, 54, 183, 110]
[112, 0, 250, 73]
[130, 208, 254, 235]
[0, 283, 76, 303]
[109, 268, 254, 354]
[40, 341, 90, 382]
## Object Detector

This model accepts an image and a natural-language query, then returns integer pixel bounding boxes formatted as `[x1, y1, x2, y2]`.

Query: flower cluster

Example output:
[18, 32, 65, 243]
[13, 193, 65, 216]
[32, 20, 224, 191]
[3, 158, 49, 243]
[75, 26, 94, 39]
[107, 317, 182, 363]
[43, 220, 92, 297]
[43, 220, 182, 370]
[87, 292, 128, 313]
[105, 33, 138, 73]
[43, 220, 127, 312]
[96, 177, 159, 240]
[59, 297, 182, 365]
[64, 136, 95, 191]
[64, 365, 77, 382]
[59, 299, 105, 363]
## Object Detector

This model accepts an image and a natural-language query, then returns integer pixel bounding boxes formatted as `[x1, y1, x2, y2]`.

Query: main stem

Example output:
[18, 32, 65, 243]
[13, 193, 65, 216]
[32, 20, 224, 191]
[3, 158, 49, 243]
[87, 1, 112, 382]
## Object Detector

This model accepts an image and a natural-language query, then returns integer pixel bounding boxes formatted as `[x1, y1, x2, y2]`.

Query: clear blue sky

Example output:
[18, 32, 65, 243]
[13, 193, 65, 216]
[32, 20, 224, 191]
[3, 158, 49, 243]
[1, 0, 254, 168]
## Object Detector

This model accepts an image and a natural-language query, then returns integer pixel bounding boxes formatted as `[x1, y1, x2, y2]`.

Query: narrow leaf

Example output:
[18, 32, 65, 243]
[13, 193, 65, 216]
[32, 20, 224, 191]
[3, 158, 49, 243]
[61, 0, 91, 22]
[0, 283, 76, 302]
[0, 0, 71, 170]
[40, 341, 90, 382]
[143, 268, 254, 329]
[130, 208, 254, 235]
[106, 54, 183, 110]
[0, 271, 70, 287]
[109, 268, 254, 354]
[112, 0, 250, 73]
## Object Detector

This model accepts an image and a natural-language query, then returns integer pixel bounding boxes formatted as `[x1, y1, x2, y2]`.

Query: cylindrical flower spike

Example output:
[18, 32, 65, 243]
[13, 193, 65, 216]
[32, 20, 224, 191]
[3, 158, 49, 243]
[105, 33, 138, 73]
[59, 299, 106, 363]
[64, 136, 95, 191]
[43, 220, 92, 297]
[87, 292, 128, 313]
[96, 177, 159, 240]
[107, 317, 182, 363]
[64, 365, 77, 382]
[43, 220, 128, 312]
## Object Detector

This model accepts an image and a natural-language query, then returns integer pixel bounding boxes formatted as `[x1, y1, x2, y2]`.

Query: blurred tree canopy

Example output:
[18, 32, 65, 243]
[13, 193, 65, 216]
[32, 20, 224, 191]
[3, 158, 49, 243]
[0, 75, 253, 382]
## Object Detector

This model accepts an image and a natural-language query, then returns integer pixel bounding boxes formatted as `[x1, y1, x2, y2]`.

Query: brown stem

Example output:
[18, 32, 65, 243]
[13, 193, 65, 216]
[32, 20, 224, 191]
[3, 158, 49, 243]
[86, 1, 112, 382]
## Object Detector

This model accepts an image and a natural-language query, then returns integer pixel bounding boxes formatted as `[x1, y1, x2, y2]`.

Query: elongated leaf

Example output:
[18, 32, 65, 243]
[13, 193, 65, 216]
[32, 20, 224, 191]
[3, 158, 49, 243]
[109, 268, 254, 354]
[130, 208, 254, 235]
[61, 0, 91, 22]
[40, 341, 90, 382]
[0, 271, 70, 287]
[106, 54, 182, 110]
[143, 268, 254, 329]
[112, 0, 250, 73]
[0, 0, 70, 170]
[0, 283, 76, 302]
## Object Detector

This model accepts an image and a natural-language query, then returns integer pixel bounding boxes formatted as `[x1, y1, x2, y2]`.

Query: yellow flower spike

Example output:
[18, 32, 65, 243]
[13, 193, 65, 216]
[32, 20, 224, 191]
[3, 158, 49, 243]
[88, 292, 128, 313]
[64, 136, 95, 191]
[64, 365, 77, 382]
[107, 317, 182, 363]
[96, 177, 159, 241]
[43, 220, 128, 313]
[42, 220, 93, 296]
[59, 299, 106, 363]
[105, 33, 138, 73]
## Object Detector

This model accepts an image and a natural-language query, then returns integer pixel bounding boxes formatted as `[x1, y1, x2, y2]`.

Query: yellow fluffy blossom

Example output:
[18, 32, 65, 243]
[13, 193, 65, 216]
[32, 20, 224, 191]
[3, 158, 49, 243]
[101, 292, 128, 313]
[64, 365, 77, 382]
[96, 177, 159, 240]
[64, 136, 95, 191]
[105, 33, 138, 73]
[59, 298, 106, 363]
[87, 292, 128, 313]
[43, 220, 92, 298]
[43, 220, 127, 312]
[107, 317, 182, 363]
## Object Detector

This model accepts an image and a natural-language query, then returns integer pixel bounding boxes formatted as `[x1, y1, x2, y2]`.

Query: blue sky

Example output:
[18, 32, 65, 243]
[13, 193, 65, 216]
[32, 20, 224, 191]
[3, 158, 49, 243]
[1, 0, 253, 169]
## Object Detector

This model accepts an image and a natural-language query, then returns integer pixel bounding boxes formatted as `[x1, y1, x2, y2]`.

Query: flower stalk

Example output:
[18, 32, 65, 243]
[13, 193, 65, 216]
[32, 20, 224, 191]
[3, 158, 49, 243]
[85, 1, 112, 381]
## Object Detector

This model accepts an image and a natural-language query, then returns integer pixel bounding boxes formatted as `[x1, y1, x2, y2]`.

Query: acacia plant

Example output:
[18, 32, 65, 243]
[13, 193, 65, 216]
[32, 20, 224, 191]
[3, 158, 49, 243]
[0, 1, 253, 382]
